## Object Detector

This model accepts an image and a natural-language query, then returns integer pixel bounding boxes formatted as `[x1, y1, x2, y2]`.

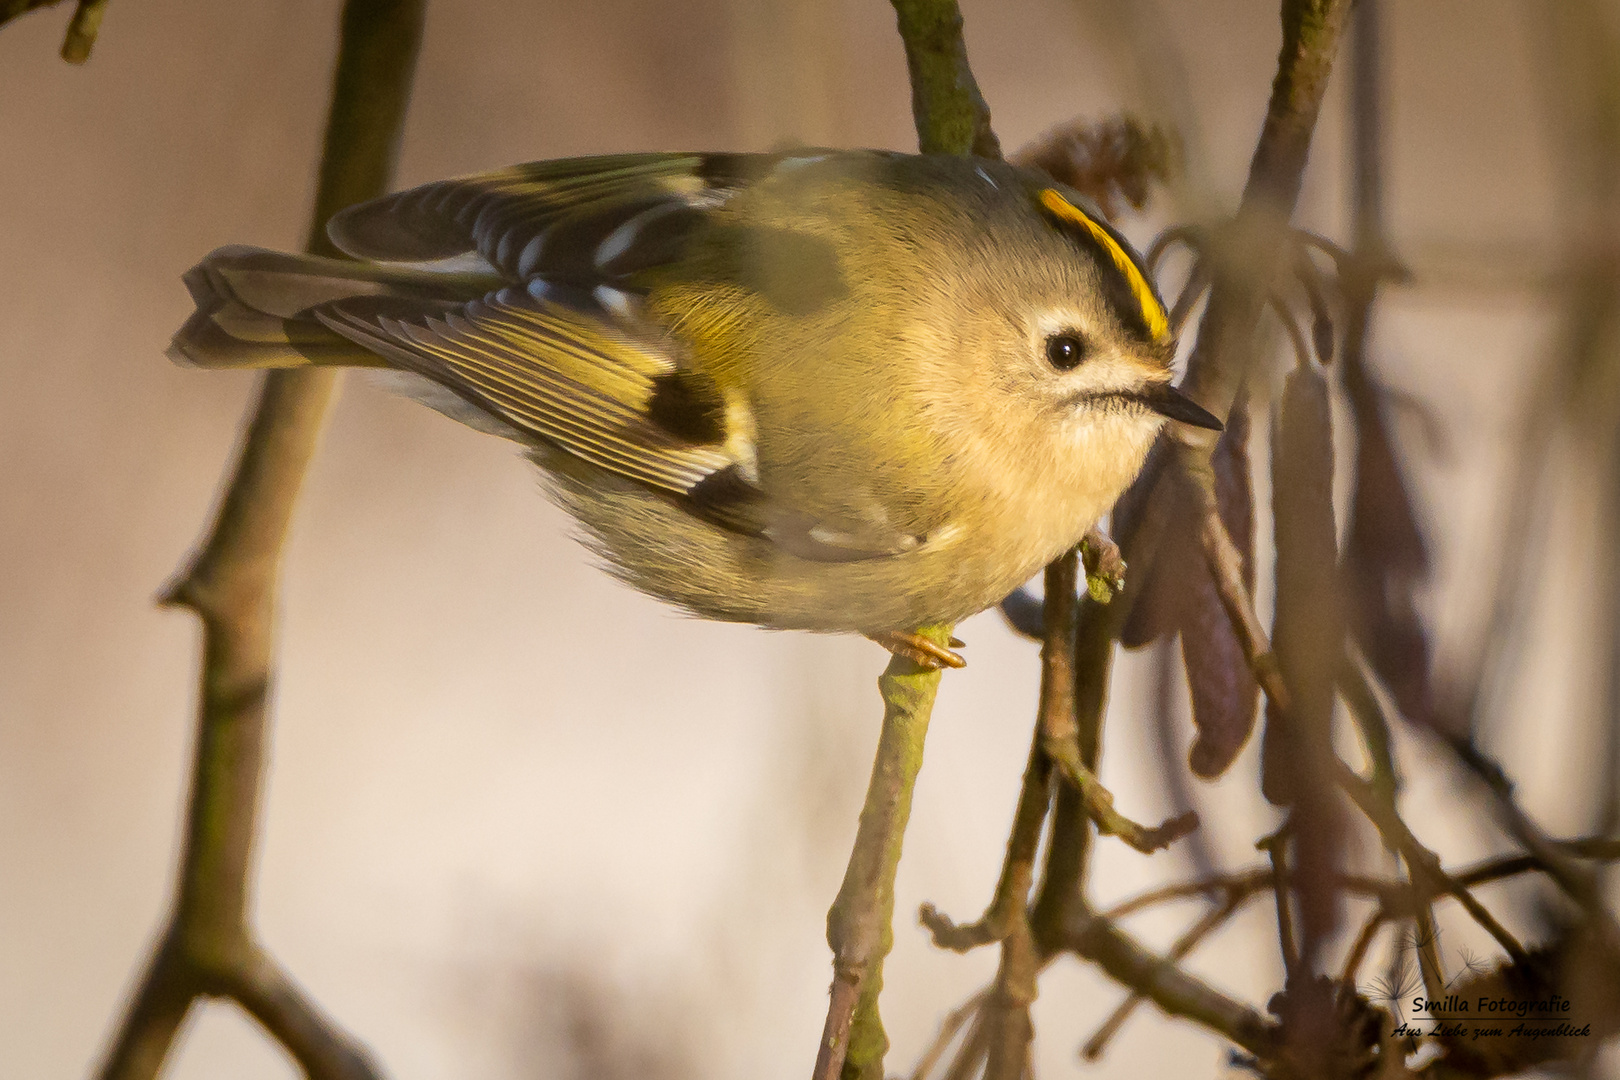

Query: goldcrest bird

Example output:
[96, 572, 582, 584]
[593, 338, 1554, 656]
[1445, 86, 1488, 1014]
[170, 150, 1220, 667]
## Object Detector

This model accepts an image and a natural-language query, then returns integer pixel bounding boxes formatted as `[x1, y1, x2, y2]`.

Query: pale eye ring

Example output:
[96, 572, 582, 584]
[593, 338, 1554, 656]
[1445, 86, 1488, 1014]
[1044, 332, 1089, 371]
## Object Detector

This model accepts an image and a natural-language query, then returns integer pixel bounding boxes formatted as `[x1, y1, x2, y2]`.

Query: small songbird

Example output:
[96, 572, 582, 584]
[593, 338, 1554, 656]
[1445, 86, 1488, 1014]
[171, 150, 1219, 668]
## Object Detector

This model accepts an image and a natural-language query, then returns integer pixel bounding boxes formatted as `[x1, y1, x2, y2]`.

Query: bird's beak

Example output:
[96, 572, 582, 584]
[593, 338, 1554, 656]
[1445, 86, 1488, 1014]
[1143, 381, 1223, 431]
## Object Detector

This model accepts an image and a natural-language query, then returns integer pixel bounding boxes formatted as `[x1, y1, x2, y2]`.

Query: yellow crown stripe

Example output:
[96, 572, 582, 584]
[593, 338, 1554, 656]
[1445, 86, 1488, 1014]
[1037, 188, 1169, 343]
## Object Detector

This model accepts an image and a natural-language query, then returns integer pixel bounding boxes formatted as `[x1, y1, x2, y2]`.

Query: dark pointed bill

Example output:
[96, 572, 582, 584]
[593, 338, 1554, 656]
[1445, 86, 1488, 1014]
[1142, 381, 1223, 430]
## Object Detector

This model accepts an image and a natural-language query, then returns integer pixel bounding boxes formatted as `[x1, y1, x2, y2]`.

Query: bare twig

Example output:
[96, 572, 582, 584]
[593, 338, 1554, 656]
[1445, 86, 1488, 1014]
[92, 4, 425, 1078]
[1445, 740, 1620, 966]
[1082, 886, 1250, 1059]
[919, 676, 1052, 950]
[1036, 551, 1197, 853]
[1194, 478, 1289, 710]
[1340, 910, 1387, 987]
[1066, 899, 1278, 1060]
[908, 989, 989, 1080]
[1336, 762, 1530, 969]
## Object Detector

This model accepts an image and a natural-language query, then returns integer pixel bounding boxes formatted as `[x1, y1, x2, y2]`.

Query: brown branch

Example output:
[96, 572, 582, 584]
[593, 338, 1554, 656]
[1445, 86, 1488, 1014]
[1340, 910, 1387, 987]
[978, 558, 1077, 1079]
[1066, 900, 1279, 1060]
[1445, 740, 1620, 967]
[92, 3, 426, 1078]
[919, 722, 1051, 952]
[1102, 837, 1620, 926]
[1101, 868, 1273, 920]
[1195, 477, 1289, 710]
[1082, 887, 1250, 1060]
[1038, 550, 1197, 853]
[1336, 763, 1531, 969]
[920, 557, 1080, 1077]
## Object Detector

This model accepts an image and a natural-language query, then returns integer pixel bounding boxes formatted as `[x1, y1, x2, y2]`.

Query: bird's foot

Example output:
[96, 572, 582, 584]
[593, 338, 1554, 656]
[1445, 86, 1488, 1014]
[866, 630, 966, 670]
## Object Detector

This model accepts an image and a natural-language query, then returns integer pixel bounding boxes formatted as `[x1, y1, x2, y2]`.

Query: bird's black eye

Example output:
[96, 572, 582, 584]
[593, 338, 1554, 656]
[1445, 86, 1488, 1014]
[1045, 333, 1088, 371]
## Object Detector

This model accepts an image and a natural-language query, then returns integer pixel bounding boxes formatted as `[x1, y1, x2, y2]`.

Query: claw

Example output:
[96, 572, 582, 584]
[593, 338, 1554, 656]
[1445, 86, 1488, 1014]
[866, 630, 967, 670]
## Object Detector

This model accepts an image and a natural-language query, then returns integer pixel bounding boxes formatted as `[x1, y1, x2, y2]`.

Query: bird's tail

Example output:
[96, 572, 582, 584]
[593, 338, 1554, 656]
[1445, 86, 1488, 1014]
[168, 245, 491, 371]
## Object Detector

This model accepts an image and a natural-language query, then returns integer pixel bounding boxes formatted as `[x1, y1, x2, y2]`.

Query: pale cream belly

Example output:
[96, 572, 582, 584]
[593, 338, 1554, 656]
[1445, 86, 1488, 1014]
[537, 449, 1111, 633]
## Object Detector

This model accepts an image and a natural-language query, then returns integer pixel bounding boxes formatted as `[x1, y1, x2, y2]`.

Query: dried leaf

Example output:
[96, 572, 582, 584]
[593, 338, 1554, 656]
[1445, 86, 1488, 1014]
[1012, 114, 1179, 221]
[1343, 367, 1434, 729]
[1184, 395, 1259, 777]
[1265, 363, 1348, 955]
[1118, 398, 1258, 779]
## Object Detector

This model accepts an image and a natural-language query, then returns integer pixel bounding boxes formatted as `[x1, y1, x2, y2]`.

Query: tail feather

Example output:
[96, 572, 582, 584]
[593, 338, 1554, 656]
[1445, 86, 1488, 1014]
[169, 245, 493, 370]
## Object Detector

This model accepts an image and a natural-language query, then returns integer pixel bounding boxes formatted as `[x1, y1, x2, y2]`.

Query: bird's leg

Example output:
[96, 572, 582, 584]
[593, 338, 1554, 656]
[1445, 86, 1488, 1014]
[866, 630, 967, 670]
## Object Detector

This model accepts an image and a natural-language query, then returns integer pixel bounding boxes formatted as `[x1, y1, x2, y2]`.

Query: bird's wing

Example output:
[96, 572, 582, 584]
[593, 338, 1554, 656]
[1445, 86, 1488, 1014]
[314, 153, 918, 561]
[325, 152, 785, 280]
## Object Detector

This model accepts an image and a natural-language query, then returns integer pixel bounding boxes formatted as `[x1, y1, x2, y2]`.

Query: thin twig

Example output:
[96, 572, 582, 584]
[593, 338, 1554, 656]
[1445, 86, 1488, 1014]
[1082, 887, 1248, 1060]
[1066, 899, 1278, 1060]
[1192, 469, 1289, 710]
[1340, 910, 1387, 987]
[92, 4, 425, 1079]
[1101, 868, 1273, 921]
[1336, 762, 1531, 969]
[1101, 836, 1620, 926]
[908, 989, 989, 1080]
[1445, 739, 1620, 966]
[1038, 553, 1197, 854]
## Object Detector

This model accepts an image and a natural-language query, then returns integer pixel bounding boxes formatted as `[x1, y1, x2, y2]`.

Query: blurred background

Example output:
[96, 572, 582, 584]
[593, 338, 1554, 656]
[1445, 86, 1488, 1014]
[1, 0, 1614, 1076]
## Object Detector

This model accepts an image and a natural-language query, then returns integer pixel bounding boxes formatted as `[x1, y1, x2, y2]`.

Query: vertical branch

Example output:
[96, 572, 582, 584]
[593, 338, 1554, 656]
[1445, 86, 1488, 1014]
[1340, 0, 1433, 734]
[981, 555, 1078, 1079]
[816, 628, 952, 1080]
[1024, 0, 1351, 1057]
[1173, 0, 1351, 428]
[889, 0, 1001, 159]
[93, 4, 426, 1079]
[815, 5, 999, 1078]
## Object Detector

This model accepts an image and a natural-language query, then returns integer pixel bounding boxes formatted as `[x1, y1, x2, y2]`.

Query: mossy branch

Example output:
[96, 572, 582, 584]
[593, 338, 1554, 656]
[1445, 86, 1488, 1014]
[815, 627, 953, 1080]
[812, 6, 1000, 1078]
[889, 0, 1001, 159]
[92, 3, 425, 1078]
